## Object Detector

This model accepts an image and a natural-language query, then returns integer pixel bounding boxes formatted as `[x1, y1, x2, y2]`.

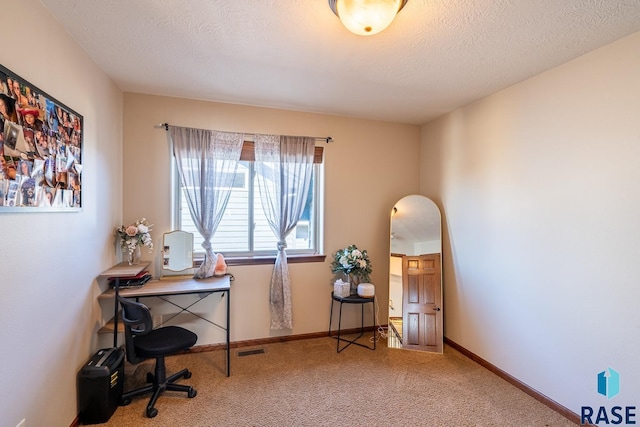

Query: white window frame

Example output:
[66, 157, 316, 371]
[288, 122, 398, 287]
[171, 158, 324, 259]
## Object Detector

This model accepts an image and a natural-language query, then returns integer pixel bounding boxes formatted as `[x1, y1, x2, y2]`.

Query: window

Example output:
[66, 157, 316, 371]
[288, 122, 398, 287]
[174, 159, 323, 258]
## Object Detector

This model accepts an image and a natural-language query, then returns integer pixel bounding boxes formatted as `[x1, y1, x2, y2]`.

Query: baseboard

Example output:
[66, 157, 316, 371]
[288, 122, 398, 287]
[189, 326, 378, 353]
[444, 337, 581, 425]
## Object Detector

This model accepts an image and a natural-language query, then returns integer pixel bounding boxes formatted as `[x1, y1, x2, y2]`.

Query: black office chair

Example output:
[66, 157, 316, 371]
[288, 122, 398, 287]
[117, 295, 198, 418]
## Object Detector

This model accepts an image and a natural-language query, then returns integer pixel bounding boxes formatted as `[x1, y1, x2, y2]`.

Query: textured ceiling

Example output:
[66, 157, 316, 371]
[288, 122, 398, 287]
[40, 0, 640, 125]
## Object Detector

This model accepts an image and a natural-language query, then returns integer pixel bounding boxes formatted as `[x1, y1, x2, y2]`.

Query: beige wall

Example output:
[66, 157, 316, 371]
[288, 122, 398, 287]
[0, 1, 123, 426]
[420, 31, 640, 414]
[122, 93, 420, 343]
[7, 2, 636, 425]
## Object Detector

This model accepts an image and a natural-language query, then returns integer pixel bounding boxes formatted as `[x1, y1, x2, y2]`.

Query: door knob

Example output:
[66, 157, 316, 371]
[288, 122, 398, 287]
[433, 307, 441, 311]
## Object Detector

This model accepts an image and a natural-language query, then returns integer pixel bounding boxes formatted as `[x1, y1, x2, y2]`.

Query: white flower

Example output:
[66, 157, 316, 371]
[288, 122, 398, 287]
[331, 244, 372, 282]
[116, 218, 154, 255]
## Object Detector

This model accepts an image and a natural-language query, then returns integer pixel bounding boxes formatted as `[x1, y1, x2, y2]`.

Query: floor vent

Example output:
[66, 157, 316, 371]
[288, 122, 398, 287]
[237, 348, 265, 357]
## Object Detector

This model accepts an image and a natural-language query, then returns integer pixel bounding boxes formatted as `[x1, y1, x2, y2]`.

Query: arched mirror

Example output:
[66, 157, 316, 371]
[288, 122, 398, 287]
[162, 230, 194, 274]
[389, 195, 443, 353]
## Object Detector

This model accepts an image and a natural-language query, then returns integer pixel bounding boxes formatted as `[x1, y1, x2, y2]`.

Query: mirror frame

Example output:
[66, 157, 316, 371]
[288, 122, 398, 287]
[162, 230, 194, 273]
[389, 195, 443, 352]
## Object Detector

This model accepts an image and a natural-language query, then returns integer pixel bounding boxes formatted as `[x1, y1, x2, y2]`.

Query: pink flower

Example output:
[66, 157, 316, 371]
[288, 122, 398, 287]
[125, 225, 138, 236]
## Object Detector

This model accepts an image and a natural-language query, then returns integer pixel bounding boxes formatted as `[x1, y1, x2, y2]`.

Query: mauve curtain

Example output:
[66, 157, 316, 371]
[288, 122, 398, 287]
[254, 134, 315, 329]
[169, 126, 244, 278]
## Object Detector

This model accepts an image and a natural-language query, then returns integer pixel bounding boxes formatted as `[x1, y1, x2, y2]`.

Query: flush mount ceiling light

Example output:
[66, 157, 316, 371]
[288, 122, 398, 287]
[328, 0, 409, 36]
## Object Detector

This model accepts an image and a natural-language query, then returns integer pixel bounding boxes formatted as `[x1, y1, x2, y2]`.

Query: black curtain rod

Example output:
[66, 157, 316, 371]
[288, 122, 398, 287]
[155, 122, 333, 143]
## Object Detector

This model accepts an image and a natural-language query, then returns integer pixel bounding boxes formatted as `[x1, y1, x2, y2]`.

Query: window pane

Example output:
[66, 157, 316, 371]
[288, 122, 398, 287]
[177, 160, 321, 256]
[253, 171, 314, 251]
[179, 162, 250, 253]
[210, 162, 250, 252]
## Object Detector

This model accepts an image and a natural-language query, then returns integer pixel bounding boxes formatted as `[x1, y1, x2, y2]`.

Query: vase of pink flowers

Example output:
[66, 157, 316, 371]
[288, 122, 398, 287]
[115, 218, 153, 265]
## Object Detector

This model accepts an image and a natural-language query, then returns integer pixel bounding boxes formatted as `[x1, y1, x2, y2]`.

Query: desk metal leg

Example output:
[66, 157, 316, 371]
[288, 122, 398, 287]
[139, 291, 232, 376]
[226, 289, 230, 377]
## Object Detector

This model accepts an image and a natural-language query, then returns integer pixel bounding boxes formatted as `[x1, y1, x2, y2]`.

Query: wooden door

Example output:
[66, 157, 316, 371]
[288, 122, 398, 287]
[402, 254, 442, 353]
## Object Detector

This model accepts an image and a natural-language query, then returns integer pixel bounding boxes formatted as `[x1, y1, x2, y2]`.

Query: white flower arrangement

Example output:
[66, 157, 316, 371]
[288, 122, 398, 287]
[331, 244, 372, 283]
[115, 218, 153, 255]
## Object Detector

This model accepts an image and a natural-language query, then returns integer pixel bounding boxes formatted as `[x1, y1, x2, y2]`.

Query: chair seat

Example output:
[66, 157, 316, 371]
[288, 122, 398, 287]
[134, 326, 197, 358]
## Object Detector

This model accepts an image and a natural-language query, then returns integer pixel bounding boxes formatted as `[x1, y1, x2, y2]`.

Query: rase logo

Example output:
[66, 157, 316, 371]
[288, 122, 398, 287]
[598, 368, 620, 400]
[581, 367, 636, 425]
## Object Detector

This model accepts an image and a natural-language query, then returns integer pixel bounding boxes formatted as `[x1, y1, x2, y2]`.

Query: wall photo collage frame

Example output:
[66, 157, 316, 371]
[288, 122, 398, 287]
[0, 64, 83, 212]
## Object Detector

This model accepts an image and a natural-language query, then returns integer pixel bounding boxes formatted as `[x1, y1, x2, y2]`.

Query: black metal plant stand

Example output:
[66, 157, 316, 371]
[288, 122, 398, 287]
[328, 292, 376, 353]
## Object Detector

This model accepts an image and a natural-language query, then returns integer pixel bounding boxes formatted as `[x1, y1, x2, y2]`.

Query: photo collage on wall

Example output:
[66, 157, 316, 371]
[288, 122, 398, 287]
[0, 64, 82, 209]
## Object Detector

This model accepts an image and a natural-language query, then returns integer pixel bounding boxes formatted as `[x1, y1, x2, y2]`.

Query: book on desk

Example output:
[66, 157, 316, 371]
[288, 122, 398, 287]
[108, 270, 152, 289]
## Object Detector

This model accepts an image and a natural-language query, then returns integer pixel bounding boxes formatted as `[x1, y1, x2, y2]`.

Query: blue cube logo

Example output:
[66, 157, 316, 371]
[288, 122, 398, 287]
[597, 367, 620, 399]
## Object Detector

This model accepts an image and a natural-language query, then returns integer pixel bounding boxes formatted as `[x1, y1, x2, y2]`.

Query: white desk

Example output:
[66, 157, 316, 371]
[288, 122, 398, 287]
[99, 266, 231, 376]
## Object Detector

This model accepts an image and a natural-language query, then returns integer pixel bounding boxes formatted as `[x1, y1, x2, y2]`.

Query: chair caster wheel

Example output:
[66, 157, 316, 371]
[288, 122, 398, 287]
[120, 398, 131, 406]
[146, 372, 155, 383]
[188, 388, 197, 398]
[184, 370, 192, 379]
[146, 407, 158, 418]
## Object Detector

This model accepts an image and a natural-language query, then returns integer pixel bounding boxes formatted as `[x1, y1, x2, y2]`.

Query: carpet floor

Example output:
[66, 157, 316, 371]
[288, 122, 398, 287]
[97, 335, 575, 426]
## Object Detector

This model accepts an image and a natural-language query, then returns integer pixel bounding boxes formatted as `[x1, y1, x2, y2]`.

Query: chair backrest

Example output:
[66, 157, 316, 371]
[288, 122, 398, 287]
[117, 295, 153, 364]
